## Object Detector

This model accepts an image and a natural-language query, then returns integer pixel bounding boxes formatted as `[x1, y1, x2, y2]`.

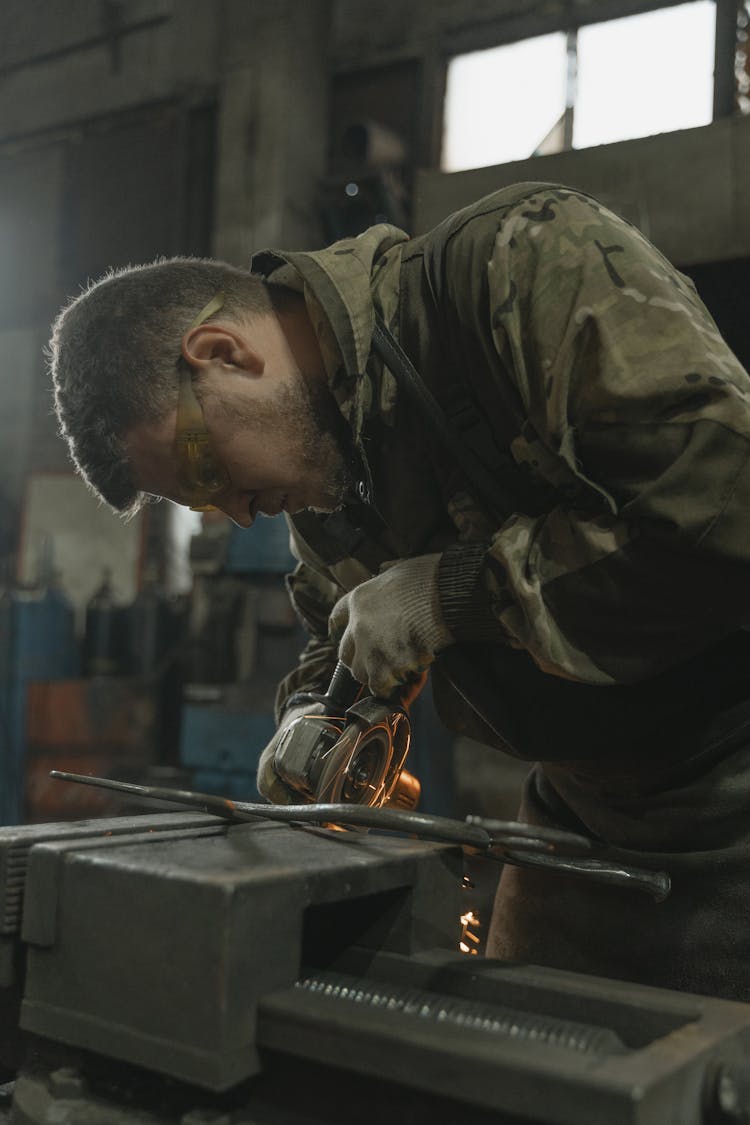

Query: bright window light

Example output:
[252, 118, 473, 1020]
[441, 3, 717, 172]
[574, 2, 716, 149]
[442, 33, 568, 171]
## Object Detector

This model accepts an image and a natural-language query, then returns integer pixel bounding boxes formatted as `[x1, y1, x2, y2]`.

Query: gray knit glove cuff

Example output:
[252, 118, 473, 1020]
[329, 553, 453, 698]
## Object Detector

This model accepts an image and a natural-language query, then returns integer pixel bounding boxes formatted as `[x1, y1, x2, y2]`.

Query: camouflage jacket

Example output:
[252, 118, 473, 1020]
[251, 182, 750, 757]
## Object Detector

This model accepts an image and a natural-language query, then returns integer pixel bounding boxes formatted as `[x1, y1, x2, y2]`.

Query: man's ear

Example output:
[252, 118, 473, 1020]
[181, 324, 264, 375]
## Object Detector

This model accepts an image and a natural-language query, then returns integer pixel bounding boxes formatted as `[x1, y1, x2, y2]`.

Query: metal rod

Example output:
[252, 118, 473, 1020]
[48, 772, 492, 847]
[503, 850, 671, 903]
[49, 772, 671, 899]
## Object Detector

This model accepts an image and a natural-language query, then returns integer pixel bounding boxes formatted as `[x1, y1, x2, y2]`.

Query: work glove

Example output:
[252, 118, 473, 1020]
[328, 553, 453, 699]
[256, 700, 324, 804]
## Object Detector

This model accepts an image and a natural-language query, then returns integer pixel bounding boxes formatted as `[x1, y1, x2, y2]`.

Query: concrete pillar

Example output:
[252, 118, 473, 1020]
[213, 0, 332, 264]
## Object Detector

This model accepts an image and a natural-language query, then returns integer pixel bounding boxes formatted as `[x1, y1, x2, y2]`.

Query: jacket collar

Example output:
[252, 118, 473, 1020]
[250, 224, 408, 441]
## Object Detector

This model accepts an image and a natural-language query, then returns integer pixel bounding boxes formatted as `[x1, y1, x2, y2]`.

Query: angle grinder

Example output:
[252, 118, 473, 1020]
[272, 661, 421, 809]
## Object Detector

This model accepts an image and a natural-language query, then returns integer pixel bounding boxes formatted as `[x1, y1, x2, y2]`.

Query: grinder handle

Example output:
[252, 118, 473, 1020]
[283, 661, 362, 721]
[322, 661, 362, 715]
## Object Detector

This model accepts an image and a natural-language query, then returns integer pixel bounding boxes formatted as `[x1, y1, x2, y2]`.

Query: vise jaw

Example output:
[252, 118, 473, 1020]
[3, 812, 460, 1091]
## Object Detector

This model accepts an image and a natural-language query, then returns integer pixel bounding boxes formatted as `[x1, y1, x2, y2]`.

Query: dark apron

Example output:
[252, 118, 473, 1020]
[433, 629, 750, 764]
[482, 634, 750, 1001]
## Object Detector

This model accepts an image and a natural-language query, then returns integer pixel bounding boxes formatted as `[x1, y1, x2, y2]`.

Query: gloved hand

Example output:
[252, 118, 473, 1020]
[328, 553, 453, 699]
[256, 700, 324, 804]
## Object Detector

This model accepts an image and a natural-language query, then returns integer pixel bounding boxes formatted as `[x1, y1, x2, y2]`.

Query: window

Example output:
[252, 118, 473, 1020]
[442, 1, 717, 172]
[442, 33, 568, 171]
[575, 3, 715, 148]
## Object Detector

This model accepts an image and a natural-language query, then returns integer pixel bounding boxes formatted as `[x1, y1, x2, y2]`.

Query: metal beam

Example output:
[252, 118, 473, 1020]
[714, 0, 739, 119]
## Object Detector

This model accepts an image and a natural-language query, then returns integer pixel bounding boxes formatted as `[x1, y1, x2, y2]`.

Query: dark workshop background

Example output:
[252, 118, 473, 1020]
[0, 0, 746, 827]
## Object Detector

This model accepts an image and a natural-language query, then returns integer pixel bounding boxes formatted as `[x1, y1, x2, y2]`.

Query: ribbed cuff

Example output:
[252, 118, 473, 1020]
[404, 553, 451, 651]
[438, 542, 510, 644]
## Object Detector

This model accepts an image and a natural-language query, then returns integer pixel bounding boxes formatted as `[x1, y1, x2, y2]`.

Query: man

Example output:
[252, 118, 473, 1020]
[49, 182, 750, 1001]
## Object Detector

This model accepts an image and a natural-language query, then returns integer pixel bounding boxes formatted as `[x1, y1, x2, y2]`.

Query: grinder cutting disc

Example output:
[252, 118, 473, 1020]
[313, 712, 409, 806]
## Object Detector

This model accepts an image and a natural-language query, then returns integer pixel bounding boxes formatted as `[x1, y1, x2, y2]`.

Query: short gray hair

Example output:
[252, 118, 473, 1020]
[48, 256, 285, 517]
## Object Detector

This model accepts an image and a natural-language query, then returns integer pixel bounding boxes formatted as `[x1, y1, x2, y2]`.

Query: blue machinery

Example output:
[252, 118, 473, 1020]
[0, 584, 78, 824]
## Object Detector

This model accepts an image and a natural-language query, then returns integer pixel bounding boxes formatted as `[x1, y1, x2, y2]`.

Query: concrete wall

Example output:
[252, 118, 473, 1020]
[415, 114, 750, 267]
[213, 0, 331, 262]
[0, 0, 331, 586]
[332, 0, 695, 64]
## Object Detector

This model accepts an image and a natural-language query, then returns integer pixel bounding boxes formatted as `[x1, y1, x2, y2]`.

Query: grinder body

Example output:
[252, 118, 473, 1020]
[273, 662, 420, 808]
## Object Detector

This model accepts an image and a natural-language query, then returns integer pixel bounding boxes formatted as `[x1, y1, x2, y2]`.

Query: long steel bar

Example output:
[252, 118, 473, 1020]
[49, 771, 670, 899]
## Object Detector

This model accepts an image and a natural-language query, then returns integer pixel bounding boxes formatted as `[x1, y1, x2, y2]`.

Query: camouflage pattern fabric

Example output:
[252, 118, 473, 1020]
[253, 183, 750, 699]
[252, 183, 750, 998]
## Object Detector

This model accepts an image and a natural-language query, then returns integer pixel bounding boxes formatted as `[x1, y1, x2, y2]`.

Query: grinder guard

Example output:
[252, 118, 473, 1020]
[274, 700, 419, 809]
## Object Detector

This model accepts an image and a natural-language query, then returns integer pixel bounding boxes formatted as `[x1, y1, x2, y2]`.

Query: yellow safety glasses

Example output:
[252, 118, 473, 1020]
[173, 291, 231, 512]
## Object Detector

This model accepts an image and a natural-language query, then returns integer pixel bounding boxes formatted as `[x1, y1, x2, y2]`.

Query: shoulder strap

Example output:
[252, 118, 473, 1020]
[371, 317, 507, 519]
[371, 317, 545, 522]
[371, 315, 542, 755]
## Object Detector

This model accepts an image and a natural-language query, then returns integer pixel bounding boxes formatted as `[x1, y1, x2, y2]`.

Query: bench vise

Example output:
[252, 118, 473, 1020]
[0, 813, 748, 1124]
